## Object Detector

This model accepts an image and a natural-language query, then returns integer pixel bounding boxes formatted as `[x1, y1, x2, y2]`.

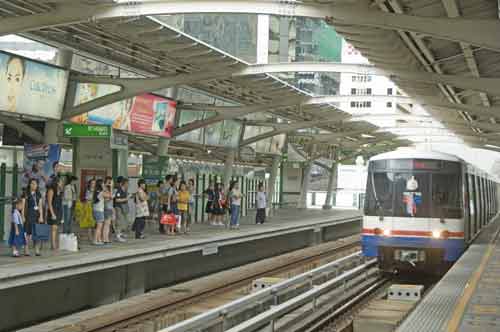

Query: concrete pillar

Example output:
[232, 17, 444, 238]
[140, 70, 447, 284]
[297, 161, 313, 209]
[45, 49, 73, 144]
[116, 149, 128, 178]
[257, 15, 270, 64]
[267, 155, 280, 217]
[158, 138, 170, 157]
[323, 162, 338, 210]
[298, 144, 317, 209]
[223, 149, 236, 190]
[43, 120, 59, 144]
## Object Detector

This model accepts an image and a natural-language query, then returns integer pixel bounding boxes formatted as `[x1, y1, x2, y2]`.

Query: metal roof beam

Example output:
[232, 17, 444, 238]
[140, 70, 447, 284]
[0, 115, 44, 143]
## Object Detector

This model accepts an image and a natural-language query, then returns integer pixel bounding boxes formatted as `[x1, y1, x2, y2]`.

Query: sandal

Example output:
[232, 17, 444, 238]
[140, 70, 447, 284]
[12, 253, 20, 258]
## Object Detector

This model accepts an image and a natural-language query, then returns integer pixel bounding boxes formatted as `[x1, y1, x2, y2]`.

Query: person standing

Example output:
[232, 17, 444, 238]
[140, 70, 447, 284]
[9, 197, 26, 257]
[25, 179, 43, 256]
[103, 177, 114, 244]
[178, 181, 191, 234]
[46, 177, 64, 250]
[113, 177, 129, 242]
[213, 183, 226, 227]
[92, 179, 105, 246]
[188, 178, 196, 224]
[229, 181, 243, 229]
[204, 182, 215, 225]
[256, 183, 267, 224]
[134, 179, 149, 239]
[83, 179, 96, 242]
[159, 175, 171, 234]
[62, 175, 74, 234]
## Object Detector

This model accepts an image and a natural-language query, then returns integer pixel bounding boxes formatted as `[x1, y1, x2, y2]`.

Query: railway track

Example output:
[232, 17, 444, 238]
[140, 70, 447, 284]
[40, 235, 361, 332]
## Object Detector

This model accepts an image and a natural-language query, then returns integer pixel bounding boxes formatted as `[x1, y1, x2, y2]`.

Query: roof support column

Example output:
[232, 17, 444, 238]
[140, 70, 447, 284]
[46, 49, 73, 144]
[298, 144, 317, 209]
[267, 155, 280, 217]
[323, 162, 338, 210]
[223, 148, 236, 191]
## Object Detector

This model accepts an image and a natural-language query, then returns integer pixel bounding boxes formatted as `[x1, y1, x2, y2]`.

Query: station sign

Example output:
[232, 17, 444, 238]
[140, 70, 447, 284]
[63, 123, 111, 138]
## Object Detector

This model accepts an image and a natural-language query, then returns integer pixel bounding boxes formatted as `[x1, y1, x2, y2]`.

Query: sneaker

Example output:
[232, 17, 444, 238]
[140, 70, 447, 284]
[93, 241, 104, 246]
[116, 234, 127, 243]
[218, 222, 224, 227]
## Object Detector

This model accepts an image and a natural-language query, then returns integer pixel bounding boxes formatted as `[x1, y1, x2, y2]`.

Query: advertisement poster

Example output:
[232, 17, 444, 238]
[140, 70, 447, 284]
[0, 51, 68, 119]
[22, 144, 62, 194]
[73, 83, 176, 138]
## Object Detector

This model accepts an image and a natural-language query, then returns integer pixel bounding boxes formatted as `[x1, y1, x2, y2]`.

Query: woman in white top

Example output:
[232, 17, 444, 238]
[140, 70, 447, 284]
[256, 183, 267, 224]
[62, 175, 74, 234]
[229, 181, 243, 229]
[92, 179, 105, 245]
[134, 179, 149, 239]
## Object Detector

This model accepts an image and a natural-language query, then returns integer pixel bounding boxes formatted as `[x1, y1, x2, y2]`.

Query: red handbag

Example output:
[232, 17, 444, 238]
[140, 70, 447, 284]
[161, 213, 177, 225]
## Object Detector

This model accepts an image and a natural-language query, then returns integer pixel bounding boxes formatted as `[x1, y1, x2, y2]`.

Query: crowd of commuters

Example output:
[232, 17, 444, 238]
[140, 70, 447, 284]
[8, 172, 269, 257]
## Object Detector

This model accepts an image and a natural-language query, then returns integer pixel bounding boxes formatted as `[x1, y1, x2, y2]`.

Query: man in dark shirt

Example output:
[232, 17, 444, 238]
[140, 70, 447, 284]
[114, 177, 129, 242]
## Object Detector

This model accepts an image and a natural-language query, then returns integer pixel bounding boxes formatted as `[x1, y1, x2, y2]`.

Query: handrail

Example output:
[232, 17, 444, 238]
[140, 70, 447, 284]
[161, 252, 364, 332]
[225, 259, 378, 332]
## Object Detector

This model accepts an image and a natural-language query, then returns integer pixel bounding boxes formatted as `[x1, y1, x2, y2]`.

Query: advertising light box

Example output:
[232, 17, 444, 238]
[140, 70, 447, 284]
[0, 51, 69, 119]
[73, 83, 176, 138]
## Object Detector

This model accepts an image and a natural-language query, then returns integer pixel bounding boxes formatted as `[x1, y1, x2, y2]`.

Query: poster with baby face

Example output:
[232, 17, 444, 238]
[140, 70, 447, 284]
[0, 51, 68, 119]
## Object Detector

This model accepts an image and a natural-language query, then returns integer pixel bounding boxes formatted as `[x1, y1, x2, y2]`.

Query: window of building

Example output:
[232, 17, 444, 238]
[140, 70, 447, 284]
[387, 102, 393, 108]
[350, 101, 356, 108]
[351, 88, 356, 95]
[367, 88, 372, 95]
[387, 88, 393, 95]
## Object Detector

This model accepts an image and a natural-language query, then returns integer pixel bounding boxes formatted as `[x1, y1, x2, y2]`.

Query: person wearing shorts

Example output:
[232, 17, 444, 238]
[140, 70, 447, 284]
[92, 179, 105, 246]
[103, 176, 114, 244]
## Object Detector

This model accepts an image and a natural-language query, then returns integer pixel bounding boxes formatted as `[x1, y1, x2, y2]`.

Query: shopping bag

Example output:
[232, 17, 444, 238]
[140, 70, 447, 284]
[66, 234, 79, 252]
[33, 223, 50, 241]
[59, 234, 67, 250]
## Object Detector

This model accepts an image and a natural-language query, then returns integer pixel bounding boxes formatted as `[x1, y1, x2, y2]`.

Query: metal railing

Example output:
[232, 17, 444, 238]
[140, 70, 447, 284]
[161, 252, 367, 332]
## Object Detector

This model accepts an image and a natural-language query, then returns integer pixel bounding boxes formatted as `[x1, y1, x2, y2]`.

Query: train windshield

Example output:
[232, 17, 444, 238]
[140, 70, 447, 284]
[364, 159, 462, 218]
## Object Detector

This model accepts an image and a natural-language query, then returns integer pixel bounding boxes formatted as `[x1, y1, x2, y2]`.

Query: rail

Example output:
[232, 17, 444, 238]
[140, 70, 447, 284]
[161, 252, 367, 332]
[225, 259, 378, 332]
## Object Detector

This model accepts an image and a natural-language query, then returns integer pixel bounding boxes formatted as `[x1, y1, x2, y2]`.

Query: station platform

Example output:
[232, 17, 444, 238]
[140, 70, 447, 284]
[398, 215, 500, 332]
[0, 208, 361, 332]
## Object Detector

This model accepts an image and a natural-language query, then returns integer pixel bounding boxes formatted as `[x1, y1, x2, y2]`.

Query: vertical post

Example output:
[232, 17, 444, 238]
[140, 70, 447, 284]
[12, 163, 18, 197]
[298, 144, 317, 209]
[323, 162, 338, 209]
[112, 149, 118, 180]
[0, 163, 6, 240]
[268, 155, 280, 217]
[201, 173, 206, 223]
[223, 149, 236, 191]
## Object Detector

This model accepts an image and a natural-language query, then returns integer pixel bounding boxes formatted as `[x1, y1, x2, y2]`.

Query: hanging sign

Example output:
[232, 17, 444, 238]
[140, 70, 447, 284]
[63, 123, 111, 138]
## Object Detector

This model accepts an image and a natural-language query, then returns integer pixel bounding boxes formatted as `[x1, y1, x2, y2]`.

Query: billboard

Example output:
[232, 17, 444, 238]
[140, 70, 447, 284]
[73, 83, 176, 138]
[0, 51, 68, 119]
[22, 144, 62, 194]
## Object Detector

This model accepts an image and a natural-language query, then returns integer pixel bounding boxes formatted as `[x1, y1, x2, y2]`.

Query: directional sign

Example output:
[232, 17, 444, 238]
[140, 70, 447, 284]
[63, 124, 111, 138]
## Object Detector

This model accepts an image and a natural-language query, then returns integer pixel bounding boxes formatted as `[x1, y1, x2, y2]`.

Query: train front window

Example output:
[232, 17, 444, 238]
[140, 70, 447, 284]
[432, 173, 462, 218]
[364, 172, 394, 216]
[393, 173, 431, 218]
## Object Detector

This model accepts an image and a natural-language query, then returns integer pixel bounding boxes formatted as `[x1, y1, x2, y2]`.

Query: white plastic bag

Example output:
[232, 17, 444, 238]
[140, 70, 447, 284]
[66, 234, 78, 252]
[59, 234, 67, 250]
[176, 215, 182, 231]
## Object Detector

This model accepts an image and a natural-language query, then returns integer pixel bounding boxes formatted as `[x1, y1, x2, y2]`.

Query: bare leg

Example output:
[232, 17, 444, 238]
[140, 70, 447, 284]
[103, 219, 111, 243]
[24, 235, 31, 255]
[51, 225, 59, 250]
[94, 223, 103, 243]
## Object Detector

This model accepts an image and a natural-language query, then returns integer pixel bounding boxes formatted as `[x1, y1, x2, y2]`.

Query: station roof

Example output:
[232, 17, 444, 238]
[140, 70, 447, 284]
[3, 0, 496, 164]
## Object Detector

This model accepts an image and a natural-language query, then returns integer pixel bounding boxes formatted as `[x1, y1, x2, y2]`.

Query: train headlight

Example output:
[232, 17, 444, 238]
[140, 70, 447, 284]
[383, 229, 391, 237]
[432, 230, 442, 239]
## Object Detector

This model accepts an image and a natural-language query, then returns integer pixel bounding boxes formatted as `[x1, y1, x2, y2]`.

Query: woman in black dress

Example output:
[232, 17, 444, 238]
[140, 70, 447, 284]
[46, 177, 64, 250]
[204, 182, 215, 225]
[25, 178, 44, 256]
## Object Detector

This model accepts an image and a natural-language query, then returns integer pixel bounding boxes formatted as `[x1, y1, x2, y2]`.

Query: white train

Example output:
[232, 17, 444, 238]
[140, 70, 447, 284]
[362, 148, 498, 276]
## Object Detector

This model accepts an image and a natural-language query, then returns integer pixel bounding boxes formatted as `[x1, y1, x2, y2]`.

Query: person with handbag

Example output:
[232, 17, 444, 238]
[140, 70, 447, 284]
[92, 179, 106, 246]
[113, 177, 129, 242]
[25, 178, 44, 256]
[255, 183, 267, 224]
[62, 175, 74, 234]
[46, 177, 64, 250]
[213, 183, 226, 227]
[134, 179, 150, 239]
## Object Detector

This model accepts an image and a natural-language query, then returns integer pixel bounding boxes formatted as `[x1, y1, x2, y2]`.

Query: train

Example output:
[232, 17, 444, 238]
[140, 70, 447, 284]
[362, 148, 499, 276]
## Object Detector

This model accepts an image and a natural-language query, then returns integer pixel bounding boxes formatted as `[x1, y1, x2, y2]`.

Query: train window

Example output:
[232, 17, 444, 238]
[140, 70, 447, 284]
[393, 173, 431, 218]
[364, 172, 395, 216]
[431, 174, 462, 219]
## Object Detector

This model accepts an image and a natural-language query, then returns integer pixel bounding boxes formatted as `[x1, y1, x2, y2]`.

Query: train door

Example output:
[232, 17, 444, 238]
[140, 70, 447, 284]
[471, 174, 479, 235]
[479, 177, 485, 227]
[464, 171, 471, 242]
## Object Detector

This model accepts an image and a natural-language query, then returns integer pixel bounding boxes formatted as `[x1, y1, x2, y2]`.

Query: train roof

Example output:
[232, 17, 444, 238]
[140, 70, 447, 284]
[369, 148, 462, 163]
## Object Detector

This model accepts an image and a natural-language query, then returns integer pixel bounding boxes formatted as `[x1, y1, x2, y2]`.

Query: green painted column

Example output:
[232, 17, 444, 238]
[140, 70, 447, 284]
[0, 163, 6, 240]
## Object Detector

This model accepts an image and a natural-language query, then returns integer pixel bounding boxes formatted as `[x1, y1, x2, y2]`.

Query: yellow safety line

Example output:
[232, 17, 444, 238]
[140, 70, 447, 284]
[446, 227, 500, 332]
